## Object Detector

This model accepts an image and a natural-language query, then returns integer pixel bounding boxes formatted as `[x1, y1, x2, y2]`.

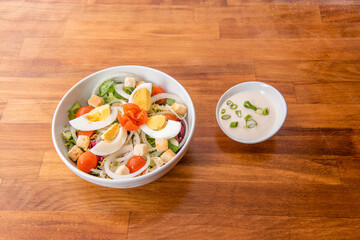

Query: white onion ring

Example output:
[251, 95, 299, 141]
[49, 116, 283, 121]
[140, 131, 156, 151]
[133, 131, 141, 145]
[115, 84, 130, 99]
[151, 93, 184, 104]
[106, 144, 134, 162]
[104, 154, 150, 179]
[114, 151, 134, 163]
[70, 126, 78, 142]
[124, 131, 134, 146]
[107, 99, 126, 106]
[179, 118, 189, 149]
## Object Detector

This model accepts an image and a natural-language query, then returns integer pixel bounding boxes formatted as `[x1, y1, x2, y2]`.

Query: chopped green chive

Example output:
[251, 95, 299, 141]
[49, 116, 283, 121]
[230, 121, 238, 128]
[230, 103, 238, 110]
[221, 115, 231, 120]
[244, 114, 252, 121]
[221, 109, 225, 114]
[226, 100, 233, 106]
[235, 110, 242, 118]
[244, 101, 269, 115]
[244, 101, 257, 111]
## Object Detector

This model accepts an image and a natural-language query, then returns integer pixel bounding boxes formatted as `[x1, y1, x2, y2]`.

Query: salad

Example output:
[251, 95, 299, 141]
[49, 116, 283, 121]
[62, 72, 188, 179]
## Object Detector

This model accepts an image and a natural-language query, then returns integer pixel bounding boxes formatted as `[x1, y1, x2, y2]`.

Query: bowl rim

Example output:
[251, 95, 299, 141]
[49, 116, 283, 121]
[52, 65, 196, 184]
[216, 81, 287, 144]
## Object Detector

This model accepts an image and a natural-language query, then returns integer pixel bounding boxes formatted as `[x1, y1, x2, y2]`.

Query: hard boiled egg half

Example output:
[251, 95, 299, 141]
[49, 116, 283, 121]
[90, 124, 127, 156]
[69, 104, 118, 131]
[140, 115, 181, 139]
[129, 83, 152, 111]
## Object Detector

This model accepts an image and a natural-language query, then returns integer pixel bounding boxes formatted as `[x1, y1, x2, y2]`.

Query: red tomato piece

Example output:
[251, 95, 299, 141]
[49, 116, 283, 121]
[118, 114, 139, 131]
[75, 106, 94, 118]
[126, 156, 146, 173]
[77, 152, 98, 173]
[151, 86, 165, 104]
[162, 113, 178, 121]
[78, 130, 94, 138]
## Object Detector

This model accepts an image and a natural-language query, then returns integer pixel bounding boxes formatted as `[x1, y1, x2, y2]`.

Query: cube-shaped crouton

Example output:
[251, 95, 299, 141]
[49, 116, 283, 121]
[68, 145, 83, 162]
[88, 95, 104, 107]
[154, 157, 165, 168]
[135, 81, 145, 88]
[114, 165, 130, 175]
[160, 149, 175, 163]
[156, 138, 168, 152]
[171, 102, 187, 115]
[124, 77, 136, 88]
[134, 144, 148, 156]
[77, 135, 90, 151]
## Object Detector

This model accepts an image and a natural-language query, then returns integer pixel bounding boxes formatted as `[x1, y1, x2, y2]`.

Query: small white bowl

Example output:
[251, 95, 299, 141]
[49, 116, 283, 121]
[216, 81, 287, 144]
[52, 66, 196, 188]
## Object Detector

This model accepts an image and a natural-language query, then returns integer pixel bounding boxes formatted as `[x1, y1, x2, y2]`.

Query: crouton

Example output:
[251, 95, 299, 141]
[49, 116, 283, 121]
[114, 165, 130, 175]
[156, 138, 168, 152]
[77, 135, 90, 151]
[160, 149, 175, 163]
[154, 157, 165, 168]
[68, 145, 83, 162]
[171, 102, 187, 115]
[124, 77, 136, 88]
[134, 144, 148, 156]
[135, 81, 145, 88]
[88, 95, 104, 107]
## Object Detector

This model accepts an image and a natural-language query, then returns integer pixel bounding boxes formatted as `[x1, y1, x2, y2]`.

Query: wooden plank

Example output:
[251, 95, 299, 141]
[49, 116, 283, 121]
[0, 2, 84, 20]
[64, 20, 219, 40]
[289, 216, 360, 240]
[159, 153, 341, 185]
[82, 4, 194, 22]
[0, 77, 74, 100]
[286, 104, 360, 129]
[193, 127, 343, 156]
[161, 0, 226, 5]
[155, 181, 290, 215]
[0, 179, 156, 212]
[93, 0, 161, 4]
[321, 128, 360, 156]
[289, 184, 360, 218]
[0, 101, 6, 120]
[39, 150, 79, 180]
[0, 20, 66, 38]
[0, 35, 23, 57]
[337, 156, 360, 186]
[255, 60, 360, 82]
[19, 38, 314, 61]
[1, 100, 58, 124]
[128, 213, 290, 239]
[0, 150, 44, 180]
[220, 18, 360, 38]
[227, 0, 360, 5]
[0, 210, 129, 240]
[0, 123, 53, 150]
[195, 4, 321, 23]
[294, 82, 360, 104]
[320, 5, 360, 23]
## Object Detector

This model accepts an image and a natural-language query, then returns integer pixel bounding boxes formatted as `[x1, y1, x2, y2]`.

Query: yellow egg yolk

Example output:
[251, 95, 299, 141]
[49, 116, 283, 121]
[146, 115, 167, 131]
[133, 88, 151, 111]
[102, 123, 119, 142]
[86, 104, 110, 122]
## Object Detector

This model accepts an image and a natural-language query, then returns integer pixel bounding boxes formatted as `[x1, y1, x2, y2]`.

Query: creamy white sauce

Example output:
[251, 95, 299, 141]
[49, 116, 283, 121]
[219, 90, 277, 141]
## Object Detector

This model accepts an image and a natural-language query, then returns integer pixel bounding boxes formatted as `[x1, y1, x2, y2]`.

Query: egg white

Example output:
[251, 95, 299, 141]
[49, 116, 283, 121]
[90, 127, 127, 156]
[69, 107, 118, 131]
[128, 83, 152, 104]
[140, 120, 181, 139]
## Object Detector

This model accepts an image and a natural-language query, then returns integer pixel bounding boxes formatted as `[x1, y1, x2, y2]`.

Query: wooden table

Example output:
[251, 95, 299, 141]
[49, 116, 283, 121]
[1, 0, 359, 239]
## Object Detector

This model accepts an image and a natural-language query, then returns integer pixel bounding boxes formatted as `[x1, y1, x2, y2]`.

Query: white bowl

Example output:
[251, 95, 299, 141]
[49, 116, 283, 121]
[216, 81, 287, 144]
[52, 66, 196, 188]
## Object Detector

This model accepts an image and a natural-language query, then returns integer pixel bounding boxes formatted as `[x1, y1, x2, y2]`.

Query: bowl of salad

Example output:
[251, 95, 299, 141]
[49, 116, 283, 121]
[52, 66, 195, 188]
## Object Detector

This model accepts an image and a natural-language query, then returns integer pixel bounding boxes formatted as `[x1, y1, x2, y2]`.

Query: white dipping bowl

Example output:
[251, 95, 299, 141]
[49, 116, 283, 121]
[216, 81, 287, 144]
[52, 66, 195, 188]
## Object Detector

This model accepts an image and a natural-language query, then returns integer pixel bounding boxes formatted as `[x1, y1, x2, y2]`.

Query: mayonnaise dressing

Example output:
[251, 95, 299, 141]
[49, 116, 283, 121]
[219, 90, 277, 141]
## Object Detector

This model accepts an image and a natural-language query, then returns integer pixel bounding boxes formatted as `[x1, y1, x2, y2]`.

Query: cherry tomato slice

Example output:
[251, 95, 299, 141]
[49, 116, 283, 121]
[77, 152, 98, 173]
[151, 86, 165, 104]
[78, 130, 94, 138]
[126, 156, 146, 173]
[76, 106, 94, 118]
[163, 113, 178, 121]
[134, 110, 148, 125]
[123, 103, 140, 115]
[118, 114, 139, 131]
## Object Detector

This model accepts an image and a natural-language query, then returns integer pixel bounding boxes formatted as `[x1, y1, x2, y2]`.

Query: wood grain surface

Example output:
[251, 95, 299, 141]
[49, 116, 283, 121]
[0, 0, 359, 239]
